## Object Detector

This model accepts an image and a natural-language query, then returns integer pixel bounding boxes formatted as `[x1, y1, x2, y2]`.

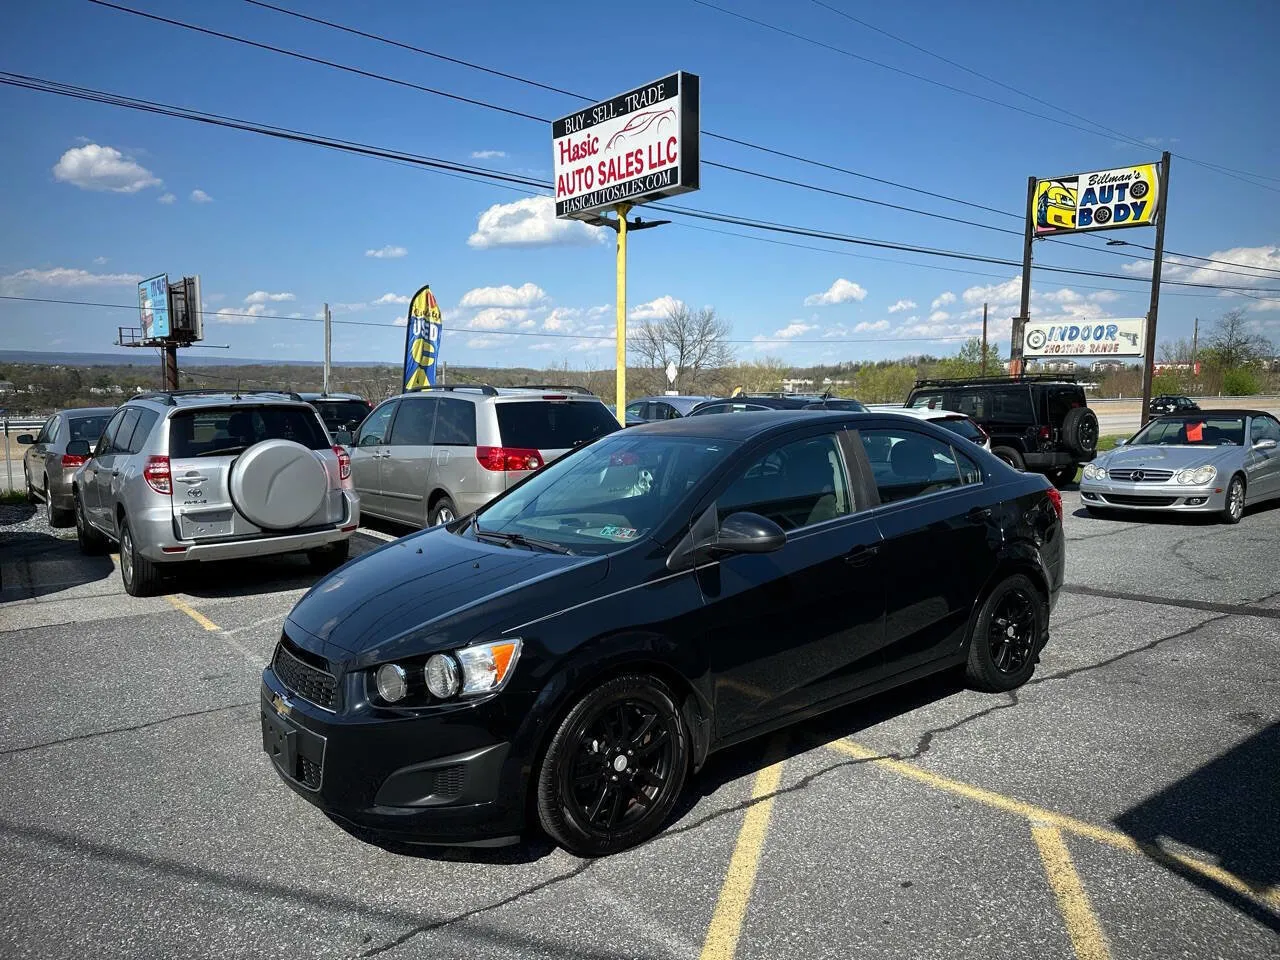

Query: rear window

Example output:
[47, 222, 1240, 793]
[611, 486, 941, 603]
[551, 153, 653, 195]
[934, 416, 986, 444]
[169, 405, 329, 457]
[312, 399, 372, 430]
[67, 415, 111, 442]
[991, 389, 1033, 422]
[496, 400, 618, 449]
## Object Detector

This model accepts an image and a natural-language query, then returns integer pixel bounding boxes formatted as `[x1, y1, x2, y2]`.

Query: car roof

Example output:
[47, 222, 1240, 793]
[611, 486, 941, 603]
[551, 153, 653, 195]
[1153, 409, 1268, 419]
[57, 406, 118, 418]
[622, 408, 943, 441]
[694, 396, 821, 409]
[132, 391, 307, 410]
[299, 392, 366, 401]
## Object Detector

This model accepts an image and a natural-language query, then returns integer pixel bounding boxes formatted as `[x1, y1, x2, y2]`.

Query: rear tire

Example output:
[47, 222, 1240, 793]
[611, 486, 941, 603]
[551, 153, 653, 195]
[1221, 475, 1245, 525]
[74, 490, 107, 555]
[119, 517, 161, 597]
[428, 496, 458, 527]
[965, 574, 1046, 692]
[43, 476, 73, 527]
[307, 539, 350, 572]
[992, 447, 1025, 470]
[1062, 407, 1099, 457]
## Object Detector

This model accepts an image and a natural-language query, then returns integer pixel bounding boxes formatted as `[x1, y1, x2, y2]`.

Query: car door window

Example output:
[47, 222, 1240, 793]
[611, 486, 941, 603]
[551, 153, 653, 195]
[433, 398, 477, 445]
[35, 419, 54, 444]
[860, 428, 980, 504]
[110, 410, 141, 454]
[357, 402, 396, 446]
[624, 402, 646, 421]
[1252, 416, 1280, 444]
[991, 390, 1033, 423]
[122, 409, 160, 454]
[95, 410, 128, 457]
[388, 397, 437, 445]
[718, 433, 852, 530]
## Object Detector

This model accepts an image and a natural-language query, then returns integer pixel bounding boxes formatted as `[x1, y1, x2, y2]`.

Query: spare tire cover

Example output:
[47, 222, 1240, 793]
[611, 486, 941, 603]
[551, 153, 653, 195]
[229, 439, 328, 530]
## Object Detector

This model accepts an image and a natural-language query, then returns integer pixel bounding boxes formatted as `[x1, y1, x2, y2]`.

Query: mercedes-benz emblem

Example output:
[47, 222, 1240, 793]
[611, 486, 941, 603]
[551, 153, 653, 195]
[1132, 470, 1145, 481]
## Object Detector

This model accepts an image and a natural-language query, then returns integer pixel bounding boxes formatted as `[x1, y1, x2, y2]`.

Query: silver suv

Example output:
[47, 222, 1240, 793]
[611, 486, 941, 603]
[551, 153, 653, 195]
[341, 384, 619, 527]
[71, 390, 360, 596]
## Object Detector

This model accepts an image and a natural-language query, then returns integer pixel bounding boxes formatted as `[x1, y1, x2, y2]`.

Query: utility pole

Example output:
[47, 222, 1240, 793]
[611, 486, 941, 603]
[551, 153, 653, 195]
[322, 302, 331, 394]
[1009, 175, 1037, 378]
[1192, 316, 1199, 360]
[1139, 152, 1172, 428]
[615, 202, 630, 418]
[981, 302, 989, 376]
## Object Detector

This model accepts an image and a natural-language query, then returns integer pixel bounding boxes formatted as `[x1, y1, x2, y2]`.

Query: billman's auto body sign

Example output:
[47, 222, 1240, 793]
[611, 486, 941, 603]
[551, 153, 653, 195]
[1033, 163, 1161, 236]
[553, 72, 699, 220]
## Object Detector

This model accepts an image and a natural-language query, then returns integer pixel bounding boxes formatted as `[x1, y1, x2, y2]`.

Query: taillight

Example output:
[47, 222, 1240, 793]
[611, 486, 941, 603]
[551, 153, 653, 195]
[143, 455, 171, 495]
[476, 446, 542, 472]
[61, 454, 87, 469]
[1046, 487, 1063, 523]
[332, 444, 351, 480]
[1038, 426, 1052, 441]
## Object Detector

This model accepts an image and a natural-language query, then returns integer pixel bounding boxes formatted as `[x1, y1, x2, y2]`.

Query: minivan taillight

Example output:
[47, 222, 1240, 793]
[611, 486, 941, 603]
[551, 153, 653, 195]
[332, 444, 351, 480]
[61, 454, 87, 469]
[476, 446, 543, 472]
[143, 455, 172, 495]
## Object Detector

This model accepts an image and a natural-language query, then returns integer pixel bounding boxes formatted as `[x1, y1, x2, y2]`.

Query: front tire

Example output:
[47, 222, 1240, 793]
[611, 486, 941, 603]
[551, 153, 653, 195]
[965, 574, 1047, 692]
[536, 674, 690, 857]
[1221, 475, 1245, 525]
[119, 516, 161, 597]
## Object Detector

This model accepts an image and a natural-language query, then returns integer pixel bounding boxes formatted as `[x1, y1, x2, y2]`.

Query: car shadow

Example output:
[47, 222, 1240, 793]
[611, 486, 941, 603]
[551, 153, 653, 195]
[0, 510, 115, 602]
[174, 532, 397, 599]
[1072, 495, 1280, 525]
[1114, 720, 1279, 933]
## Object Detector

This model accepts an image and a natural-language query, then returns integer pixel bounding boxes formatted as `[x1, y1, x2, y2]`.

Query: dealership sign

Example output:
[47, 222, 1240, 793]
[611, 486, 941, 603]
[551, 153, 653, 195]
[1024, 318, 1146, 357]
[553, 72, 700, 220]
[138, 274, 171, 340]
[1033, 163, 1160, 236]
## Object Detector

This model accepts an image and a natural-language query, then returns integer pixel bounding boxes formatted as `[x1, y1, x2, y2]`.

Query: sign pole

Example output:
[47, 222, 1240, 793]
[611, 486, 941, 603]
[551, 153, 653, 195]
[163, 344, 179, 390]
[323, 302, 332, 394]
[615, 202, 631, 420]
[1010, 176, 1036, 378]
[981, 302, 989, 376]
[1139, 151, 1172, 428]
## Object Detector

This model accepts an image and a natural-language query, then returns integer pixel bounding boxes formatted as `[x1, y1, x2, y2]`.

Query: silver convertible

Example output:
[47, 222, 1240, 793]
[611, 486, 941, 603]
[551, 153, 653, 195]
[1079, 409, 1280, 524]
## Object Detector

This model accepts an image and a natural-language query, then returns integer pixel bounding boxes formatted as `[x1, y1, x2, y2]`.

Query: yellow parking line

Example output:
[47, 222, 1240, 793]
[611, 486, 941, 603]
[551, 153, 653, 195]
[699, 736, 787, 960]
[1031, 824, 1113, 960]
[828, 740, 1280, 911]
[166, 595, 221, 632]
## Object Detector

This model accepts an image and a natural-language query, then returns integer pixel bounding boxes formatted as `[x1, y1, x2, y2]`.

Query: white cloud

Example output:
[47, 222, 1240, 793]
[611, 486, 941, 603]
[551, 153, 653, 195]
[469, 307, 531, 330]
[854, 319, 890, 332]
[1124, 245, 1280, 287]
[215, 304, 266, 325]
[804, 278, 867, 306]
[630, 295, 684, 321]
[528, 342, 558, 352]
[961, 276, 1021, 306]
[365, 245, 408, 259]
[1, 267, 142, 291]
[887, 299, 916, 313]
[52, 143, 160, 193]
[92, 256, 108, 265]
[466, 335, 507, 349]
[517, 318, 537, 329]
[392, 315, 409, 327]
[244, 290, 295, 304]
[468, 196, 605, 249]
[470, 150, 507, 160]
[374, 292, 410, 305]
[929, 310, 952, 322]
[931, 291, 956, 309]
[189, 189, 213, 203]
[458, 282, 548, 309]
[772, 321, 818, 339]
[158, 193, 176, 205]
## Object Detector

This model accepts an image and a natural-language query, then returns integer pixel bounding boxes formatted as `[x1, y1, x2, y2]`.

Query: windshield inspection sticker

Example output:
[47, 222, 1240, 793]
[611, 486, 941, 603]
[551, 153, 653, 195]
[598, 525, 638, 541]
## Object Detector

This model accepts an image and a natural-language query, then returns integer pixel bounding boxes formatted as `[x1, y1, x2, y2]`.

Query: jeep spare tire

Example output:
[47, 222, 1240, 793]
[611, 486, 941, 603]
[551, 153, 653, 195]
[229, 439, 328, 530]
[1062, 406, 1099, 457]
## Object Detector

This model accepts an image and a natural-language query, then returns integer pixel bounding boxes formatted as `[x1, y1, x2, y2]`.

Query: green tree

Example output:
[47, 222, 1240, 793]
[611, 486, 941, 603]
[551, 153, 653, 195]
[1221, 367, 1260, 396]
[855, 364, 917, 403]
[932, 337, 1003, 380]
[1202, 309, 1272, 370]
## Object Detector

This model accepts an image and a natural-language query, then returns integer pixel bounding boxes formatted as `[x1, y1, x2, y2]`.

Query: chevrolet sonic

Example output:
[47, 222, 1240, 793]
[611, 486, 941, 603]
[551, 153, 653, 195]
[261, 411, 1064, 856]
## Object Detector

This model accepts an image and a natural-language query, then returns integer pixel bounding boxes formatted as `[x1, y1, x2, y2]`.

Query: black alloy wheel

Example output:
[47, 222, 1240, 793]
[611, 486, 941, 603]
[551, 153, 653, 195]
[965, 574, 1045, 691]
[537, 675, 689, 857]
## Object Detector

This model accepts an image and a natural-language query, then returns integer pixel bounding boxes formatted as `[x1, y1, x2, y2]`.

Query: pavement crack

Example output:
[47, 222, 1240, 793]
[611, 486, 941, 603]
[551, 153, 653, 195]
[0, 701, 256, 757]
[906, 690, 1020, 761]
[1029, 615, 1230, 686]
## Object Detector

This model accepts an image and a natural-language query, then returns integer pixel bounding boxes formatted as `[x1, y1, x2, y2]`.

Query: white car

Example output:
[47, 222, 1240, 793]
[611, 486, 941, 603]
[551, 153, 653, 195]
[868, 405, 992, 451]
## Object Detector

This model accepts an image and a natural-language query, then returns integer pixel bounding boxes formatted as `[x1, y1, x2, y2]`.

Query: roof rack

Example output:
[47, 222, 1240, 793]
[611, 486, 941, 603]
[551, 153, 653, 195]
[418, 384, 499, 396]
[518, 384, 595, 395]
[913, 374, 1078, 388]
[134, 388, 303, 406]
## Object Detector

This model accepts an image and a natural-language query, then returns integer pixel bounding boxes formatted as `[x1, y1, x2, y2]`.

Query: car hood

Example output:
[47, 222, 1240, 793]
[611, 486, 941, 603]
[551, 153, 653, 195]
[285, 527, 608, 662]
[1097, 444, 1242, 469]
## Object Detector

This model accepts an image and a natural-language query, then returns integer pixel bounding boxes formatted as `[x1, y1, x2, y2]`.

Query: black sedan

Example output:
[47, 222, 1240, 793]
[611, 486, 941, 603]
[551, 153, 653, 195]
[261, 411, 1064, 856]
[1149, 394, 1200, 416]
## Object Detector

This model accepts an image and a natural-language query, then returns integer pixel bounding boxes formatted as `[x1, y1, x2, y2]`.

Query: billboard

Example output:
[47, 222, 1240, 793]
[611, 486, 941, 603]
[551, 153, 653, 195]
[553, 71, 699, 220]
[1033, 163, 1160, 235]
[402, 285, 443, 391]
[138, 274, 171, 340]
[1024, 318, 1146, 357]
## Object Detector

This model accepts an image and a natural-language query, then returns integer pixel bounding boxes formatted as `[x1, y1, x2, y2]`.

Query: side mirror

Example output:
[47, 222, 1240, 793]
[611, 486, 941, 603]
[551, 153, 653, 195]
[1255, 438, 1278, 451]
[666, 505, 785, 571]
[16, 434, 34, 444]
[65, 439, 91, 457]
[334, 429, 354, 446]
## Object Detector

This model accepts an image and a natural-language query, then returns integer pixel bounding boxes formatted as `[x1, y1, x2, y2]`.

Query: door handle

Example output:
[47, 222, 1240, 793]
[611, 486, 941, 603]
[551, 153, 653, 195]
[175, 475, 207, 484]
[844, 544, 880, 566]
[967, 506, 992, 522]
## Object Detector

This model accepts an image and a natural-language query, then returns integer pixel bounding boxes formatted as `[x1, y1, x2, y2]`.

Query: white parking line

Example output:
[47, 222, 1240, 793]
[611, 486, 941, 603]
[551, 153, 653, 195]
[358, 527, 398, 543]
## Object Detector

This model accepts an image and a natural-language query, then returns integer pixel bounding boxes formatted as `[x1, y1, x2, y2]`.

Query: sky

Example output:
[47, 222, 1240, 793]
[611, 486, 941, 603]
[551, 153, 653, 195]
[2, 0, 1279, 372]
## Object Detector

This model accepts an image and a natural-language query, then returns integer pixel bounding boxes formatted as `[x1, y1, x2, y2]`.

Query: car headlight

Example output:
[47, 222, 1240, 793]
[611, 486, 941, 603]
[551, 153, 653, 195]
[1175, 465, 1216, 485]
[370, 638, 522, 706]
[1082, 463, 1106, 481]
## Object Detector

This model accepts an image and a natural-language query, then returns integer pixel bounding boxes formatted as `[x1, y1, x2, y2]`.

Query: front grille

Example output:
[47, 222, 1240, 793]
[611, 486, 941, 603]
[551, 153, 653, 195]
[298, 755, 323, 790]
[1108, 468, 1174, 482]
[273, 636, 339, 710]
[1102, 494, 1178, 507]
[427, 764, 466, 801]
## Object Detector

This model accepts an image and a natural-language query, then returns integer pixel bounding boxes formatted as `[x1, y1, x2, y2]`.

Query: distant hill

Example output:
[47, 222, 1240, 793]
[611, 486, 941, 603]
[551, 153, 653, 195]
[0, 349, 387, 368]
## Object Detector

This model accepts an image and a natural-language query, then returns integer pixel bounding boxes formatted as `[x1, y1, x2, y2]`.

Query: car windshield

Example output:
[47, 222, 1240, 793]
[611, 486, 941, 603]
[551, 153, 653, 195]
[1128, 416, 1245, 447]
[496, 400, 619, 449]
[472, 433, 739, 554]
[66, 414, 111, 442]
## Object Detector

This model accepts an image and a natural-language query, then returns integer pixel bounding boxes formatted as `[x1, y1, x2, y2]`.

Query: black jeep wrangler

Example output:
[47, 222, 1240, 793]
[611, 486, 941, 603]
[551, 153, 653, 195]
[904, 375, 1099, 487]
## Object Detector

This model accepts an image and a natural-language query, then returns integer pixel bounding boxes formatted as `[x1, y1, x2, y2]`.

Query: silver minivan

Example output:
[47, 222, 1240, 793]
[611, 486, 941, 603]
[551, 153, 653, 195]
[72, 391, 359, 596]
[344, 385, 619, 527]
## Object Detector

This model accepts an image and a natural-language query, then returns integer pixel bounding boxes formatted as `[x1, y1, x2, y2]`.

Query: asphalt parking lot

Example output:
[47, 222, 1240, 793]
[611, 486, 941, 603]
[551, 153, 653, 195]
[1, 496, 1277, 960]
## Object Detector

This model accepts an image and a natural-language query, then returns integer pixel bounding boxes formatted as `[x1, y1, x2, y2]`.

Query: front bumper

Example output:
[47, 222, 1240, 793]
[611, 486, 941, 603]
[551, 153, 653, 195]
[259, 668, 527, 845]
[1078, 478, 1227, 512]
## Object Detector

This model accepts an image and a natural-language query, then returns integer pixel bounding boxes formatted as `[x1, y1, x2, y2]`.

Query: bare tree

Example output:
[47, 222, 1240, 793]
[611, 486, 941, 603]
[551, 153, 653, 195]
[729, 356, 790, 394]
[629, 304, 734, 395]
[1203, 308, 1273, 369]
[1158, 338, 1195, 365]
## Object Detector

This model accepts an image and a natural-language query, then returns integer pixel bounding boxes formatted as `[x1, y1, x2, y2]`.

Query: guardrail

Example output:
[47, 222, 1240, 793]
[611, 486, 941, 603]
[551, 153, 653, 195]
[2, 418, 46, 433]
[1087, 395, 1280, 406]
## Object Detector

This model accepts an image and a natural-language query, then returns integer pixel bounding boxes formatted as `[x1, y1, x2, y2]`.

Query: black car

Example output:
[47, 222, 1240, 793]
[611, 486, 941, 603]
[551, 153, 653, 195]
[261, 411, 1064, 856]
[905, 376, 1099, 487]
[299, 392, 374, 434]
[688, 394, 868, 416]
[624, 395, 716, 426]
[1149, 394, 1200, 416]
